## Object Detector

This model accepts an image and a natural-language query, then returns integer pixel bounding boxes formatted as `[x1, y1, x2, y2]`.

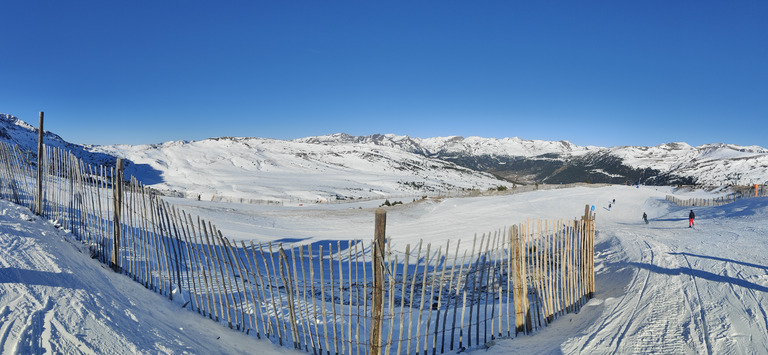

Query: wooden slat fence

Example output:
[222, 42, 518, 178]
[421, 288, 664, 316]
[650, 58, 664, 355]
[665, 185, 767, 207]
[0, 140, 596, 354]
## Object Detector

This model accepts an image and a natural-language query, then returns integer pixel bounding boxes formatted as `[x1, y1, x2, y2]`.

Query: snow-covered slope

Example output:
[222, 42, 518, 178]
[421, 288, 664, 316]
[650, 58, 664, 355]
[92, 136, 504, 203]
[2, 114, 766, 201]
[164, 185, 768, 354]
[611, 142, 768, 186]
[295, 133, 595, 157]
[4, 184, 767, 354]
[0, 199, 290, 354]
[298, 133, 768, 186]
[0, 113, 116, 166]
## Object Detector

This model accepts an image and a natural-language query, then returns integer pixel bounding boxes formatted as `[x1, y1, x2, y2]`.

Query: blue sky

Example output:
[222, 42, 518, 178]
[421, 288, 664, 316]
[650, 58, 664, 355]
[1, 1, 766, 148]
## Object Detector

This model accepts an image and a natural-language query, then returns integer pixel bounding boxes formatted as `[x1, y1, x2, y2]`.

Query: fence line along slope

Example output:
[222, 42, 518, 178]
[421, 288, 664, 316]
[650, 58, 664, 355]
[0, 141, 597, 354]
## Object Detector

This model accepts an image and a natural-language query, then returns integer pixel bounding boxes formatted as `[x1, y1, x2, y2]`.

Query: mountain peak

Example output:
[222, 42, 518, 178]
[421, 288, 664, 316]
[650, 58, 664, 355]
[1, 113, 37, 131]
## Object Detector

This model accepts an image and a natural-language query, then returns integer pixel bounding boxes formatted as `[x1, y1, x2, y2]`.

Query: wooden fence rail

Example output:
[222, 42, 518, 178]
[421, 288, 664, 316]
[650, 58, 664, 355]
[0, 140, 596, 354]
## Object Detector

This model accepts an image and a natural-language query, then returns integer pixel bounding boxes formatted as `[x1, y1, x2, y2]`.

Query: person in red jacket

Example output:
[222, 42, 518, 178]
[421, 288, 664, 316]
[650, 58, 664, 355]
[689, 210, 695, 228]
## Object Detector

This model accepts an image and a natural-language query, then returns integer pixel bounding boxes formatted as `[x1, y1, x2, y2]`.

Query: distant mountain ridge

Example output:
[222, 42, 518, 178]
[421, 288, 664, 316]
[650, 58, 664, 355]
[295, 133, 768, 186]
[1, 114, 766, 201]
[295, 133, 591, 157]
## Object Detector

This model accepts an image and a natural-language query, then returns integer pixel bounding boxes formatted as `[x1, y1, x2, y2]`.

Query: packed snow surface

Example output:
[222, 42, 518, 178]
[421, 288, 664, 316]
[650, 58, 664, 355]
[0, 201, 292, 355]
[2, 185, 768, 354]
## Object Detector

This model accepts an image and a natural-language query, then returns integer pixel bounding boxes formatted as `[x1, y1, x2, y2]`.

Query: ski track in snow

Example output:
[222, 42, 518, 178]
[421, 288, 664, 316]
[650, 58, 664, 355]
[678, 252, 713, 355]
[489, 186, 768, 354]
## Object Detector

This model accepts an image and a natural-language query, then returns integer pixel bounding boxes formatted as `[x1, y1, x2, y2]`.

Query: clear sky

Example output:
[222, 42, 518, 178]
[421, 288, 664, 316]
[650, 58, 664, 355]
[1, 1, 766, 148]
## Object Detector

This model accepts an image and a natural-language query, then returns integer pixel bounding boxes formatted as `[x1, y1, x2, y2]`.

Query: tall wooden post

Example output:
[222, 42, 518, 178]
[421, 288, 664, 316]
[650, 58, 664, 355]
[588, 207, 595, 298]
[36, 112, 44, 215]
[112, 158, 124, 271]
[582, 204, 595, 299]
[370, 209, 386, 355]
[511, 225, 527, 334]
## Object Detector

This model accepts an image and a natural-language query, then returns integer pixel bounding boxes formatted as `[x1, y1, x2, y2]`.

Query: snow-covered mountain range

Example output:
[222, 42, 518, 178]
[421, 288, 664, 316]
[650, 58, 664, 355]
[92, 136, 503, 203]
[296, 133, 768, 186]
[2, 113, 766, 203]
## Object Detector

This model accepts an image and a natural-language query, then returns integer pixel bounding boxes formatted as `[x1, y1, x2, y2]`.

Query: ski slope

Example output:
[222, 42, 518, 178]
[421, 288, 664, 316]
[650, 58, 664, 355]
[489, 186, 768, 354]
[2, 185, 767, 354]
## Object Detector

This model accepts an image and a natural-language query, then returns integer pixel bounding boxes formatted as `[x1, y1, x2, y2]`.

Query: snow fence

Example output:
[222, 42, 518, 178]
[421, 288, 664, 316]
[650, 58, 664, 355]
[0, 141, 596, 354]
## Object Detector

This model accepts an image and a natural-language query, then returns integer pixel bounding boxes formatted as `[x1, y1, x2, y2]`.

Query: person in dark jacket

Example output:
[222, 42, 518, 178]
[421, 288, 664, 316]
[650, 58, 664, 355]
[689, 210, 695, 228]
[643, 212, 648, 224]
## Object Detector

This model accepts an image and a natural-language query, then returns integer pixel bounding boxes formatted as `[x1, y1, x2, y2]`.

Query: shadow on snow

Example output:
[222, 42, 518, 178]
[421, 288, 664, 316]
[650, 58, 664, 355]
[628, 261, 768, 293]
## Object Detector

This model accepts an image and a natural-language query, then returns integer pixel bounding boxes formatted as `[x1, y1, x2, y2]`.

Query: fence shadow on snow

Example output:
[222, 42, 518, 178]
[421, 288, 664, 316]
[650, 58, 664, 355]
[0, 141, 596, 354]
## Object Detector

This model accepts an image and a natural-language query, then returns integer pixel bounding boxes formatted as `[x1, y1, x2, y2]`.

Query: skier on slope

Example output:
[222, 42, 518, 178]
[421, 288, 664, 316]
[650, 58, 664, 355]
[689, 210, 695, 228]
[643, 212, 648, 224]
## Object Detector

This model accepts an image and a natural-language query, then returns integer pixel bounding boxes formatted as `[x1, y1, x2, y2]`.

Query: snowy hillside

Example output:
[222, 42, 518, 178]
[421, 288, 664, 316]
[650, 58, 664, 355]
[2, 113, 767, 201]
[91, 132, 768, 202]
[295, 133, 595, 157]
[0, 113, 116, 166]
[0, 199, 290, 354]
[298, 133, 768, 186]
[611, 143, 768, 186]
[91, 136, 505, 203]
[3, 184, 767, 354]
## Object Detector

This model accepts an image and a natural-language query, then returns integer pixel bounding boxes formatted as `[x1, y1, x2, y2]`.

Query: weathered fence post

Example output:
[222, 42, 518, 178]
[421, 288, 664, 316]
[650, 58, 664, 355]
[580, 205, 595, 299]
[511, 224, 528, 334]
[35, 111, 44, 216]
[112, 158, 124, 271]
[587, 207, 595, 299]
[370, 209, 386, 355]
